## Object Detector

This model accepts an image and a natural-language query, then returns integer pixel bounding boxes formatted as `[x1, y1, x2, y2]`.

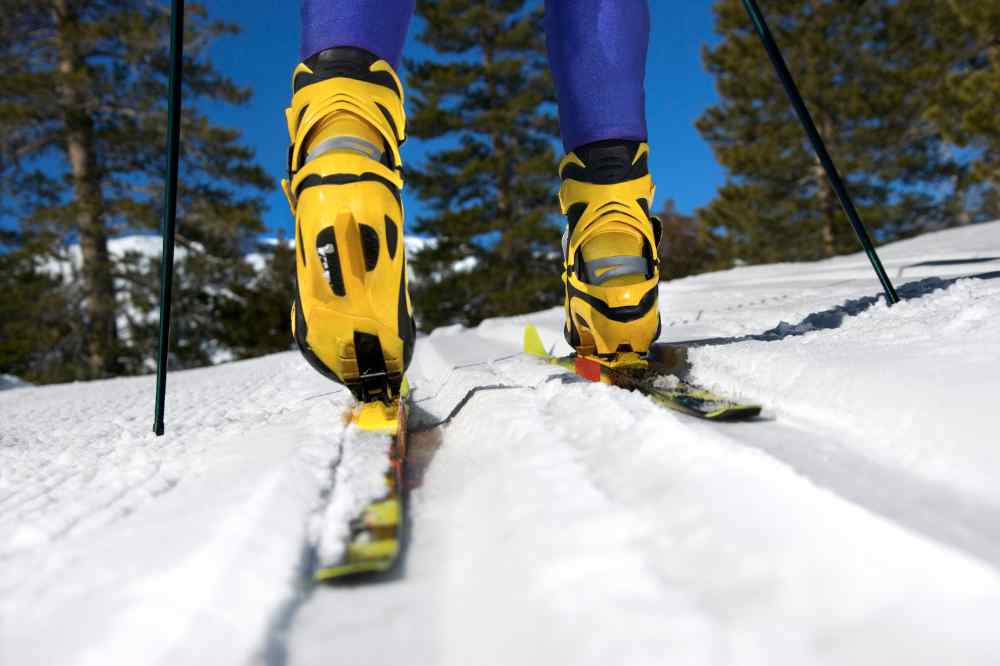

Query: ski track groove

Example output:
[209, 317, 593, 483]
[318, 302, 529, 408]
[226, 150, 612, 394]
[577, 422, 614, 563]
[429, 318, 1000, 582]
[488, 334, 1000, 576]
[360, 333, 1000, 664]
[490, 353, 1000, 663]
[725, 413, 1000, 574]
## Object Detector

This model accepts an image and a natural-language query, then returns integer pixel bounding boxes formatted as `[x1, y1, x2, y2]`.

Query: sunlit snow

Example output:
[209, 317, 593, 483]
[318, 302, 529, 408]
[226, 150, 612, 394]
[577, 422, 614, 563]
[3, 221, 1000, 665]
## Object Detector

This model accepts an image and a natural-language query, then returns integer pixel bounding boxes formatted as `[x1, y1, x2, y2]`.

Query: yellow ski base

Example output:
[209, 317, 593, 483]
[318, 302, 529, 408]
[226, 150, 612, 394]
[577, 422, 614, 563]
[314, 396, 407, 582]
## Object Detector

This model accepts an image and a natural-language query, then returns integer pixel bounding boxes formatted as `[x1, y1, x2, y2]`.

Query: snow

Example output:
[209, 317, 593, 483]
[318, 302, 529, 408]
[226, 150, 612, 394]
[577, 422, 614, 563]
[3, 220, 1000, 665]
[0, 375, 32, 391]
[41, 235, 189, 279]
[245, 237, 294, 273]
[309, 425, 392, 567]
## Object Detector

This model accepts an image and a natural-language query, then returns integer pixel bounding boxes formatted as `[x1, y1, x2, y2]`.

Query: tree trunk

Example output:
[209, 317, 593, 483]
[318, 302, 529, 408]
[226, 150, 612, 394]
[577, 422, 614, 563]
[54, 0, 119, 377]
[812, 107, 838, 258]
[481, 33, 515, 264]
[810, 159, 836, 258]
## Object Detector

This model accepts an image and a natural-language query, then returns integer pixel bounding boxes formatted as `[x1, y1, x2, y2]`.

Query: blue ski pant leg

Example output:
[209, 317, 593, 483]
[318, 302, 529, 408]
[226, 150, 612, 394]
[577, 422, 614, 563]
[299, 0, 649, 151]
[544, 0, 650, 152]
[300, 0, 415, 68]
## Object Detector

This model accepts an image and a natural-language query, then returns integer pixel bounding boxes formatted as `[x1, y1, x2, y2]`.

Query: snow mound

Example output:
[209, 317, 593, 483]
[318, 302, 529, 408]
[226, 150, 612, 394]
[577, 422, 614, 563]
[0, 375, 32, 391]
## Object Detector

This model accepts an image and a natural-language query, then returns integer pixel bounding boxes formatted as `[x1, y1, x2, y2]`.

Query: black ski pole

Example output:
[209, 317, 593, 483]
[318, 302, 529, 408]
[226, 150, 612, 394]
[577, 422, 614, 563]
[153, 0, 185, 436]
[740, 0, 899, 305]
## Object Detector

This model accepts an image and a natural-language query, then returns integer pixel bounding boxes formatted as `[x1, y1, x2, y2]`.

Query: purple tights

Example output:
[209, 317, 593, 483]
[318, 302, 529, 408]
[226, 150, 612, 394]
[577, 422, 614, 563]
[299, 0, 649, 152]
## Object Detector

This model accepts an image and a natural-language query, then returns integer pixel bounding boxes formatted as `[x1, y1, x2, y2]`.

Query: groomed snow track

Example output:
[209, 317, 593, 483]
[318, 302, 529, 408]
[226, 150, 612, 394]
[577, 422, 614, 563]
[3, 221, 1000, 665]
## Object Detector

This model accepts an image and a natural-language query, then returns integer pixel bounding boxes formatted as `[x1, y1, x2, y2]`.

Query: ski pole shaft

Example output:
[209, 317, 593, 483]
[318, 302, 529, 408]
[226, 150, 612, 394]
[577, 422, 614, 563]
[153, 0, 185, 436]
[740, 0, 899, 305]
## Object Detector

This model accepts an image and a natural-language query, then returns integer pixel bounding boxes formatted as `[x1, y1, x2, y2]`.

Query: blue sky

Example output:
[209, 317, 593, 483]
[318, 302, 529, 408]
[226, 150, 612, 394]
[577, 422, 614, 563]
[203, 0, 726, 238]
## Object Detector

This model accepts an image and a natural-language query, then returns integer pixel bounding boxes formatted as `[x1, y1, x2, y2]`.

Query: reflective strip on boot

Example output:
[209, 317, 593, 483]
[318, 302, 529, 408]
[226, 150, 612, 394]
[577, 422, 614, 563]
[306, 136, 385, 164]
[582, 255, 649, 285]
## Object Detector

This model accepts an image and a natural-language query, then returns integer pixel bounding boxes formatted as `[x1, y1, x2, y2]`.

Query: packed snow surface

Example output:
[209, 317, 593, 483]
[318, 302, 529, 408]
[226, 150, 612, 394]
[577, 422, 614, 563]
[4, 221, 1000, 665]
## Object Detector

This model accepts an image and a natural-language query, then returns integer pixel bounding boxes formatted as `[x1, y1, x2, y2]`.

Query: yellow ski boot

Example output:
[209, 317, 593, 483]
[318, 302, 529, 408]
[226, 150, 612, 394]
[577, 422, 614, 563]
[559, 140, 661, 358]
[282, 47, 414, 402]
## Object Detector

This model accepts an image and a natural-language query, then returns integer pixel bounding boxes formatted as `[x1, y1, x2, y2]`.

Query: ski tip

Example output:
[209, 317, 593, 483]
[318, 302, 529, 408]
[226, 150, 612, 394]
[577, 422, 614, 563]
[313, 544, 398, 581]
[523, 324, 548, 358]
[705, 404, 763, 421]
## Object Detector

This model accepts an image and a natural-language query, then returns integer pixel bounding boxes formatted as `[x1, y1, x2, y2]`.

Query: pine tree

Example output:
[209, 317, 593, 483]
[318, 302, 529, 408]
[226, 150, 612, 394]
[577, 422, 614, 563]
[215, 236, 296, 361]
[405, 0, 562, 330]
[655, 200, 724, 281]
[0, 0, 272, 377]
[0, 229, 84, 383]
[923, 0, 1000, 221]
[696, 0, 959, 265]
